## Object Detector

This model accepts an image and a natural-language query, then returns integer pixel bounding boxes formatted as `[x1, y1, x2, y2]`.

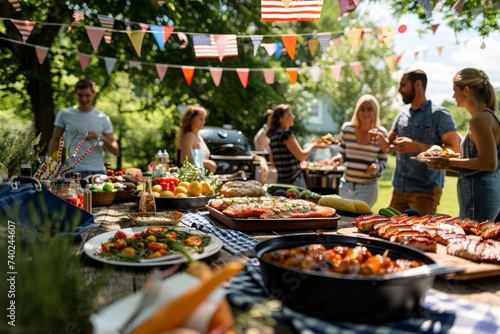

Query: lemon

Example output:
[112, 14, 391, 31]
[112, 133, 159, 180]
[200, 181, 213, 196]
[173, 186, 188, 195]
[153, 191, 161, 198]
[188, 181, 202, 196]
[178, 182, 190, 189]
[160, 191, 176, 198]
[152, 184, 163, 193]
[176, 192, 188, 198]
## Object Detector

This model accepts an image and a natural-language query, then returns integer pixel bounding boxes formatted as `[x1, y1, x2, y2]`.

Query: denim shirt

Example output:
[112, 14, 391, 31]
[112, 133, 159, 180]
[391, 101, 457, 193]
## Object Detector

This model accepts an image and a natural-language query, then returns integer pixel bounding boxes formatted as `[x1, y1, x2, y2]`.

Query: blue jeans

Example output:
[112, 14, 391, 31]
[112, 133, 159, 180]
[458, 171, 500, 221]
[339, 179, 378, 208]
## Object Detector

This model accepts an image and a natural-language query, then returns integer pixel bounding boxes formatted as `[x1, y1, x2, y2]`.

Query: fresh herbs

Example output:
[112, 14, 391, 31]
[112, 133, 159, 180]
[169, 160, 222, 193]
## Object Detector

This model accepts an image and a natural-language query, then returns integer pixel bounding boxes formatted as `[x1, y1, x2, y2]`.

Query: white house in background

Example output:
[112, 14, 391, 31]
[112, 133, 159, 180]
[304, 96, 339, 135]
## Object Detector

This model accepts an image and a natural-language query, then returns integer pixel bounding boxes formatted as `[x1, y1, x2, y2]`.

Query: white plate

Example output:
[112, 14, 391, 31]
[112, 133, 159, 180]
[410, 156, 445, 163]
[83, 227, 223, 266]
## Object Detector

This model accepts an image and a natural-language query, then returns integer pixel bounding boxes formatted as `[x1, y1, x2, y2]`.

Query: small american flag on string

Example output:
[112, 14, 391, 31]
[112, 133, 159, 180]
[192, 34, 238, 61]
[261, 0, 323, 22]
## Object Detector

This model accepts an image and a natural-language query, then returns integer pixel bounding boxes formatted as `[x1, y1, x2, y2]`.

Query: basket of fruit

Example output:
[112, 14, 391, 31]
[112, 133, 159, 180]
[90, 182, 117, 206]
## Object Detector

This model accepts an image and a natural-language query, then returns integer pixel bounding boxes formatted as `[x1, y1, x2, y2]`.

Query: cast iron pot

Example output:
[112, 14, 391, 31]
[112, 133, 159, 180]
[255, 233, 463, 323]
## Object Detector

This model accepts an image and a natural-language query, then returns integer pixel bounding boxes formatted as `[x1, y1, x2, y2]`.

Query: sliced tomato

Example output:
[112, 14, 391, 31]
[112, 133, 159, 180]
[134, 232, 143, 239]
[164, 231, 177, 240]
[146, 227, 164, 234]
[115, 230, 128, 239]
[184, 235, 203, 246]
[147, 242, 168, 251]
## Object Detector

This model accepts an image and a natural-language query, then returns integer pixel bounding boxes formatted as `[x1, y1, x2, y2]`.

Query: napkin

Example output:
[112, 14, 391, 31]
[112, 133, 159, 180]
[91, 273, 225, 334]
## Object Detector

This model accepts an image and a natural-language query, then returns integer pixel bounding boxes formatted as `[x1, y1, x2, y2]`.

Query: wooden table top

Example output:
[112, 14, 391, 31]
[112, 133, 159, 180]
[82, 201, 500, 332]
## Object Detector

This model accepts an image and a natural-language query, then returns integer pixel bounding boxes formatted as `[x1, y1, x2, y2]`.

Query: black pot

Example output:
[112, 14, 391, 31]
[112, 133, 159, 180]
[255, 234, 463, 323]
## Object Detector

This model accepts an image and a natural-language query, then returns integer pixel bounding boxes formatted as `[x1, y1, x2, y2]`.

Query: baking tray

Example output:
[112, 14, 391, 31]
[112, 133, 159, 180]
[206, 206, 339, 231]
[337, 227, 500, 280]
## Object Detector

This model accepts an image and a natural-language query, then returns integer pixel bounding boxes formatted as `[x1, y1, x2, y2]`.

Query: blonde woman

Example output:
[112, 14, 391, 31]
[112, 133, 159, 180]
[426, 68, 500, 221]
[330, 94, 389, 208]
[175, 105, 217, 173]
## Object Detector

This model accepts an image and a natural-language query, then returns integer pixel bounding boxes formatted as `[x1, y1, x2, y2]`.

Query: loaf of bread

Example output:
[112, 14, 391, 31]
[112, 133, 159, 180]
[220, 180, 265, 197]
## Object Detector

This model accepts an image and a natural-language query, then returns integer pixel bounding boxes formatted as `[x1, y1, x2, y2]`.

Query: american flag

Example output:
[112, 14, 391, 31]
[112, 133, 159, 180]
[261, 0, 323, 22]
[192, 34, 238, 61]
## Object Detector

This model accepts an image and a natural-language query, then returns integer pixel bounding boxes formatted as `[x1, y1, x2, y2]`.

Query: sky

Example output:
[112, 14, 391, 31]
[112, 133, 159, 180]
[360, 3, 500, 106]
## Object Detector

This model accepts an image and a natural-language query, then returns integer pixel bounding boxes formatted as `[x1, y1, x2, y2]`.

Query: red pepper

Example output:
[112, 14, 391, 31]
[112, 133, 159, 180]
[159, 182, 169, 191]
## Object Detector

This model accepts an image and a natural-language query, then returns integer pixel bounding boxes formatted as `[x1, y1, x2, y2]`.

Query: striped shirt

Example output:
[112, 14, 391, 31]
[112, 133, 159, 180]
[339, 122, 388, 184]
[269, 129, 302, 183]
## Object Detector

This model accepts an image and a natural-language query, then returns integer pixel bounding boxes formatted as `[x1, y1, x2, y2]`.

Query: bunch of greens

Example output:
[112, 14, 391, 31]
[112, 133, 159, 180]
[0, 130, 42, 176]
[169, 160, 222, 193]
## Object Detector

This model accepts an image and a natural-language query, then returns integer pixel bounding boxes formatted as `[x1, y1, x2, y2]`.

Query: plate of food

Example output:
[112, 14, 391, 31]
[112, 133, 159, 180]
[83, 226, 223, 266]
[410, 156, 445, 163]
[127, 211, 184, 226]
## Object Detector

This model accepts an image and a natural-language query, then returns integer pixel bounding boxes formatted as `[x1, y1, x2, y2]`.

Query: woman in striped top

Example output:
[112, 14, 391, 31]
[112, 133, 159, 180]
[330, 94, 390, 207]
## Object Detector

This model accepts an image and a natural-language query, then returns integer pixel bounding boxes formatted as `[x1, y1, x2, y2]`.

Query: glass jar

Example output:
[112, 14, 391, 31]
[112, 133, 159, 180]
[139, 172, 156, 213]
[55, 180, 79, 207]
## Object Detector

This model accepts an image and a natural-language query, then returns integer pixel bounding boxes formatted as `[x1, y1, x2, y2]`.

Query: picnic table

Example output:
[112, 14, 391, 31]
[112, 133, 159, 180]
[82, 201, 500, 333]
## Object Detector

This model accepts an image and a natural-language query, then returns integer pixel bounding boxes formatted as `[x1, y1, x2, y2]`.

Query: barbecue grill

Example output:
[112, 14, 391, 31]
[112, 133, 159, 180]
[200, 126, 255, 178]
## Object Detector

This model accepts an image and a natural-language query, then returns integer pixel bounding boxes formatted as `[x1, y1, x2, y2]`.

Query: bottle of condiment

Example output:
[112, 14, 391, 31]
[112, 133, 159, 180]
[162, 149, 170, 173]
[139, 172, 156, 213]
[83, 184, 92, 213]
[56, 179, 78, 206]
[73, 173, 84, 209]
[153, 150, 164, 180]
[21, 159, 32, 176]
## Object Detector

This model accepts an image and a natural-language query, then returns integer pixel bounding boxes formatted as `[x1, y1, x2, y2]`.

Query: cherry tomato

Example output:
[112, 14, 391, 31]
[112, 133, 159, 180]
[107, 169, 115, 176]
[169, 180, 177, 191]
[134, 232, 143, 239]
[146, 227, 163, 234]
[286, 192, 298, 199]
[147, 242, 168, 251]
[159, 182, 169, 191]
[104, 161, 111, 167]
[115, 230, 128, 239]
[184, 235, 203, 246]
[158, 249, 168, 256]
[157, 177, 168, 184]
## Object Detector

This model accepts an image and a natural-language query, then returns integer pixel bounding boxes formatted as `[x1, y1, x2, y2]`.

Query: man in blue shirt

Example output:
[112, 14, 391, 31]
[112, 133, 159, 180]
[387, 69, 461, 215]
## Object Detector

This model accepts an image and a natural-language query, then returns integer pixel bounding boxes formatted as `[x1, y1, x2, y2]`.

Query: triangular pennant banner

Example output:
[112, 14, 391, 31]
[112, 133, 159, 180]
[274, 42, 283, 59]
[372, 27, 384, 43]
[417, 0, 432, 19]
[35, 46, 49, 64]
[97, 14, 115, 44]
[150, 25, 174, 50]
[127, 31, 146, 57]
[79, 54, 90, 72]
[286, 68, 298, 84]
[395, 54, 403, 64]
[263, 69, 275, 84]
[346, 28, 362, 50]
[156, 64, 168, 82]
[251, 35, 264, 57]
[8, 0, 21, 11]
[350, 61, 361, 77]
[317, 33, 331, 52]
[11, 19, 36, 43]
[384, 56, 396, 71]
[433, 0, 446, 11]
[129, 61, 142, 70]
[157, 0, 165, 5]
[104, 57, 117, 75]
[214, 34, 231, 61]
[381, 25, 395, 45]
[193, 34, 238, 60]
[182, 66, 195, 85]
[281, 34, 297, 60]
[437, 46, 443, 56]
[262, 43, 276, 56]
[452, 0, 465, 14]
[68, 10, 84, 32]
[85, 27, 105, 52]
[236, 69, 249, 88]
[139, 23, 149, 31]
[210, 68, 223, 86]
[332, 36, 341, 48]
[431, 24, 440, 35]
[309, 66, 321, 83]
[338, 0, 359, 20]
[308, 39, 320, 56]
[330, 64, 342, 81]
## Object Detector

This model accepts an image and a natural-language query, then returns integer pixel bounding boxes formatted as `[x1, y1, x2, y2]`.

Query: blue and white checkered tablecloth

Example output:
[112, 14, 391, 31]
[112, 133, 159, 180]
[182, 211, 258, 255]
[225, 259, 500, 334]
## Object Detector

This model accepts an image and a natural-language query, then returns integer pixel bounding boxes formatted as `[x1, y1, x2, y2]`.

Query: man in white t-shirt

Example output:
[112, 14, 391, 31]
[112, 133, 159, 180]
[48, 78, 120, 178]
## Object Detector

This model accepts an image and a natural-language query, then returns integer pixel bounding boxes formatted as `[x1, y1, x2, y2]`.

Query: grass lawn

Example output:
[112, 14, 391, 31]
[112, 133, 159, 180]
[372, 154, 459, 217]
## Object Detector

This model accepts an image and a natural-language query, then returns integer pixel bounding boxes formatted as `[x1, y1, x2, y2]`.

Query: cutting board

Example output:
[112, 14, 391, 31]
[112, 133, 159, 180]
[337, 227, 500, 280]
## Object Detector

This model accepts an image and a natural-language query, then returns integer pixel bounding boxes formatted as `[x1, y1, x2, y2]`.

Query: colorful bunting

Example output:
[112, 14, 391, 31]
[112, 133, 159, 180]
[346, 28, 363, 50]
[452, 0, 465, 14]
[263, 69, 275, 84]
[192, 34, 238, 61]
[182, 66, 195, 85]
[317, 33, 331, 52]
[395, 54, 403, 64]
[431, 24, 440, 34]
[68, 10, 84, 32]
[104, 57, 117, 75]
[85, 27, 105, 52]
[286, 68, 298, 84]
[331, 36, 341, 48]
[330, 64, 342, 81]
[139, 23, 149, 31]
[381, 25, 395, 44]
[261, 1, 324, 22]
[8, 0, 21, 11]
[156, 64, 168, 82]
[210, 68, 223, 86]
[274, 42, 283, 59]
[97, 14, 115, 44]
[251, 35, 264, 56]
[127, 31, 146, 57]
[35, 46, 49, 64]
[178, 32, 189, 49]
[281, 34, 297, 60]
[309, 66, 321, 83]
[10, 19, 36, 43]
[308, 39, 319, 56]
[157, 0, 165, 5]
[79, 53, 90, 72]
[338, 0, 359, 20]
[236, 69, 249, 88]
[350, 61, 361, 77]
[262, 43, 276, 56]
[150, 25, 174, 50]
[418, 0, 432, 19]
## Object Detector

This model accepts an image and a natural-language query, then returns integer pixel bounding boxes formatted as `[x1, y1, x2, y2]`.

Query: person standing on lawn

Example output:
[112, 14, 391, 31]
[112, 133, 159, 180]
[387, 69, 461, 215]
